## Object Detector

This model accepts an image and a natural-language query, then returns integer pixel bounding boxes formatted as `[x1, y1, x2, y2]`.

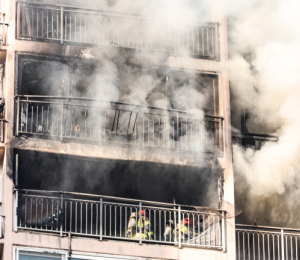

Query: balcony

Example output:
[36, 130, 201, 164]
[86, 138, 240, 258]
[16, 1, 219, 60]
[232, 133, 278, 150]
[16, 189, 225, 249]
[15, 95, 223, 154]
[236, 224, 300, 260]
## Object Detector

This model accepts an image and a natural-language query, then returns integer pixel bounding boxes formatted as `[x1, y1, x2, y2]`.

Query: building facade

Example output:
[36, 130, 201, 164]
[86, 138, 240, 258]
[0, 0, 235, 259]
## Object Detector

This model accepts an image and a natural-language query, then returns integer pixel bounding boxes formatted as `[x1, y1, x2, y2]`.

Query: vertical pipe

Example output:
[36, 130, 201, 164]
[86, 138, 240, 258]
[178, 206, 181, 248]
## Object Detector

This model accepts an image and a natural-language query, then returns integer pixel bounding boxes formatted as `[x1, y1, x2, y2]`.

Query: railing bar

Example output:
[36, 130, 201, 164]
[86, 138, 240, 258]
[70, 201, 72, 232]
[153, 118, 154, 146]
[263, 234, 265, 260]
[209, 215, 211, 246]
[36, 106, 38, 133]
[64, 201, 67, 232]
[268, 235, 270, 260]
[52, 10, 54, 39]
[85, 203, 87, 234]
[291, 236, 293, 260]
[96, 203, 98, 236]
[35, 198, 38, 228]
[159, 210, 161, 241]
[296, 236, 298, 260]
[109, 205, 111, 236]
[114, 205, 116, 237]
[253, 232, 256, 260]
[30, 197, 32, 228]
[154, 209, 156, 241]
[75, 202, 77, 233]
[164, 211, 166, 242]
[51, 199, 53, 231]
[64, 13, 66, 40]
[119, 206, 120, 237]
[56, 199, 59, 231]
[46, 199, 48, 230]
[91, 203, 93, 234]
[69, 14, 71, 40]
[286, 235, 288, 260]
[41, 198, 43, 229]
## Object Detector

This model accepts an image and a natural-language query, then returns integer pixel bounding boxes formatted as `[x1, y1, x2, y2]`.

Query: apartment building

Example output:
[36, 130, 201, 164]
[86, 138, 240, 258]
[0, 0, 235, 259]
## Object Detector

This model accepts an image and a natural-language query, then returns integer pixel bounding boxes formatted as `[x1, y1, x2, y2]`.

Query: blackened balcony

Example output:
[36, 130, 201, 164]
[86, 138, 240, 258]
[15, 95, 223, 154]
[16, 189, 225, 249]
[16, 1, 219, 60]
[232, 133, 278, 150]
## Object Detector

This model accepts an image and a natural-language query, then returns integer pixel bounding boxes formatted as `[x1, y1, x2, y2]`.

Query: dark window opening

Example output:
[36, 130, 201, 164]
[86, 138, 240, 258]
[16, 150, 218, 206]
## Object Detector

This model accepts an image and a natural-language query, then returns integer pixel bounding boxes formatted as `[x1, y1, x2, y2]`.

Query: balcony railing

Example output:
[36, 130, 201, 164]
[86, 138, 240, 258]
[0, 119, 5, 143]
[15, 95, 223, 153]
[16, 1, 219, 59]
[0, 214, 4, 238]
[16, 189, 225, 249]
[236, 224, 300, 260]
[232, 133, 278, 150]
[0, 13, 8, 45]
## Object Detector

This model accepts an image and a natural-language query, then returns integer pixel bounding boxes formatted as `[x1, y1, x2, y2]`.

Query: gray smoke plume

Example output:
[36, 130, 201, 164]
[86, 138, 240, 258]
[229, 0, 300, 227]
[18, 0, 222, 207]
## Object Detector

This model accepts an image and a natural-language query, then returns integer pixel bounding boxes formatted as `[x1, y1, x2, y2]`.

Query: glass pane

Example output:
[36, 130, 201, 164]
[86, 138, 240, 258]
[19, 254, 60, 260]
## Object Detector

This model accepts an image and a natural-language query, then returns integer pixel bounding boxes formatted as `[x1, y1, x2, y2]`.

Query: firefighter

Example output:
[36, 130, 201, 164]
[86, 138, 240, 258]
[127, 212, 137, 238]
[136, 210, 153, 240]
[164, 220, 175, 242]
[175, 217, 197, 242]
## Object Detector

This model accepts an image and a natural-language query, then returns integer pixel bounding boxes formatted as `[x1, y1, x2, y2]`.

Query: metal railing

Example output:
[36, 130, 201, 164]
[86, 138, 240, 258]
[15, 95, 223, 153]
[236, 224, 300, 260]
[16, 1, 219, 59]
[0, 13, 8, 45]
[0, 119, 5, 143]
[0, 214, 4, 238]
[16, 189, 225, 249]
[232, 133, 278, 150]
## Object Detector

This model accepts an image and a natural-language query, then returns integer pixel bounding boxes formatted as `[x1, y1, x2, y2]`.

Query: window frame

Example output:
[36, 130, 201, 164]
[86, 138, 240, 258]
[15, 247, 68, 260]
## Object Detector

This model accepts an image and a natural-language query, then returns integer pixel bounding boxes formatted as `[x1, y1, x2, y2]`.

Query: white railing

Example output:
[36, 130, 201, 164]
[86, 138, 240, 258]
[16, 189, 225, 249]
[16, 1, 219, 59]
[0, 214, 4, 238]
[236, 224, 300, 260]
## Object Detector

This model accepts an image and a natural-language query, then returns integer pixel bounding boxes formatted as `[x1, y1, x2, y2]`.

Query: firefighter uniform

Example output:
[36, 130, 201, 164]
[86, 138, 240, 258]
[127, 210, 153, 240]
[127, 212, 137, 238]
[174, 218, 198, 242]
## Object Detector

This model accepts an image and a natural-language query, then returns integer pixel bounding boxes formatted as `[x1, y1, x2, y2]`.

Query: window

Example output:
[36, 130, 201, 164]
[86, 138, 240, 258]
[16, 248, 67, 260]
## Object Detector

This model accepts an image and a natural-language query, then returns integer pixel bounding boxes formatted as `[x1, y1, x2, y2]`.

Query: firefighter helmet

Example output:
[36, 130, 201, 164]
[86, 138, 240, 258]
[138, 209, 148, 217]
[183, 218, 193, 226]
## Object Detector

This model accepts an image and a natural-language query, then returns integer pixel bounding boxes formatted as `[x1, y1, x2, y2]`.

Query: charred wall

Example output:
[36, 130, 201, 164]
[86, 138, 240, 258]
[16, 149, 219, 207]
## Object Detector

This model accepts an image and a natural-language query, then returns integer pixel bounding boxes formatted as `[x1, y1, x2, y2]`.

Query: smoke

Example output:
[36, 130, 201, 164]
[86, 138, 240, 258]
[18, 0, 223, 207]
[229, 0, 300, 226]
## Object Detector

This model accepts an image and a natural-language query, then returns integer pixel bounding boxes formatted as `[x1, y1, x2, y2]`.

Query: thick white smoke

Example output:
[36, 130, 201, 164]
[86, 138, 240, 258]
[229, 0, 300, 226]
